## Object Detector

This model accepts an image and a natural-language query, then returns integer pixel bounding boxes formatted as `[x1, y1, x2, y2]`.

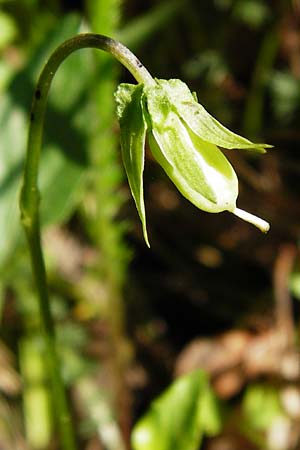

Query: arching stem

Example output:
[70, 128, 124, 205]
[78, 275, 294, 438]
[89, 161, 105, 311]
[19, 34, 156, 450]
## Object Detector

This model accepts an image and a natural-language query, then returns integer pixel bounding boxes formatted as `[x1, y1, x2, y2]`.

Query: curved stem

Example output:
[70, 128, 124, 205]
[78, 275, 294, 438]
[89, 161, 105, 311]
[19, 34, 155, 450]
[20, 34, 155, 220]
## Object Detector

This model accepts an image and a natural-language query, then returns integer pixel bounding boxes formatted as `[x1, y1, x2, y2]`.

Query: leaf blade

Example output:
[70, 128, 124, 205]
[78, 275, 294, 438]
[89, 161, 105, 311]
[132, 370, 222, 450]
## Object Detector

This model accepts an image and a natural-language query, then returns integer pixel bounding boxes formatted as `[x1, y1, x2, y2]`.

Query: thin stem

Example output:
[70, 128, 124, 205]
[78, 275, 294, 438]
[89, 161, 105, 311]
[19, 34, 156, 450]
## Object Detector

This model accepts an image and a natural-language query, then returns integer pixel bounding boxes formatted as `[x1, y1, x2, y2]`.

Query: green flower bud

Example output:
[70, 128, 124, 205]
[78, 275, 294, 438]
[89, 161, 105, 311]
[115, 79, 271, 247]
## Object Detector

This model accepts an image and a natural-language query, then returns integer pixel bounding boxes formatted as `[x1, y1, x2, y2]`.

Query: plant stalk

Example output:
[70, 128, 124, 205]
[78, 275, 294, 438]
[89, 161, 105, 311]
[19, 34, 155, 450]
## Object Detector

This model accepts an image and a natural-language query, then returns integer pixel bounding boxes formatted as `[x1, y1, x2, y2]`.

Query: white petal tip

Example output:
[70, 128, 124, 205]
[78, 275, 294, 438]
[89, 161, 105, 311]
[233, 208, 270, 233]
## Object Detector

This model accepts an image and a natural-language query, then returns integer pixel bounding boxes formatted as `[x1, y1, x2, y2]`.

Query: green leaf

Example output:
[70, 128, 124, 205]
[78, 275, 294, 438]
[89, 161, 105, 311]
[0, 11, 17, 50]
[199, 383, 223, 436]
[156, 79, 271, 153]
[270, 70, 300, 123]
[131, 370, 222, 450]
[289, 270, 300, 300]
[118, 0, 187, 50]
[233, 0, 270, 29]
[115, 83, 149, 246]
[243, 383, 283, 431]
[0, 93, 27, 267]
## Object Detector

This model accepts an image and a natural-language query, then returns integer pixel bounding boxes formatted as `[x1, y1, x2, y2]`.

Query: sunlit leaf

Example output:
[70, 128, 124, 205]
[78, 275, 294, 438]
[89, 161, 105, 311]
[243, 383, 283, 431]
[0, 11, 17, 50]
[132, 370, 222, 450]
[289, 269, 300, 301]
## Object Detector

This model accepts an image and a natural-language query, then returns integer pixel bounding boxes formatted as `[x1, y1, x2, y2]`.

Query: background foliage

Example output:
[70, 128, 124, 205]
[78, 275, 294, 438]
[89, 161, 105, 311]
[0, 1, 300, 449]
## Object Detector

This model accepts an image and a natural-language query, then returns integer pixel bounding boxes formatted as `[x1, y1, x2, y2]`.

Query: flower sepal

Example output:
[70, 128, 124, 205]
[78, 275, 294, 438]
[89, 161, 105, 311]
[115, 83, 150, 246]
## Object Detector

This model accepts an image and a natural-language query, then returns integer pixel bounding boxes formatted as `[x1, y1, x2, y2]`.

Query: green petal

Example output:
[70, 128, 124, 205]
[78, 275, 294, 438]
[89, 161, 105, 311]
[115, 83, 150, 246]
[156, 79, 271, 153]
[145, 86, 238, 213]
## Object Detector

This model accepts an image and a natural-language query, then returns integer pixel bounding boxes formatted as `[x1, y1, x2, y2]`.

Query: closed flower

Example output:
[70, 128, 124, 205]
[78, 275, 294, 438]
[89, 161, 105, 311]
[115, 79, 271, 247]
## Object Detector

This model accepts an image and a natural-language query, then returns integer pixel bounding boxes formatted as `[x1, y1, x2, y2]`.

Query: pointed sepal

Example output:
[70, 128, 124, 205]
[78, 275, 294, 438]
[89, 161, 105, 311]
[115, 83, 150, 246]
[156, 79, 272, 153]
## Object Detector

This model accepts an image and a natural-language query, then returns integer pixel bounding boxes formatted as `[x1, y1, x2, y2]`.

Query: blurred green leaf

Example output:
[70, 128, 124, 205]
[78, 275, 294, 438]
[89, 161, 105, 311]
[131, 370, 222, 450]
[19, 336, 52, 450]
[233, 0, 270, 28]
[0, 60, 13, 92]
[199, 381, 223, 436]
[0, 14, 94, 267]
[183, 50, 228, 83]
[19, 336, 46, 383]
[270, 71, 300, 123]
[243, 383, 283, 431]
[119, 0, 187, 50]
[0, 11, 17, 50]
[242, 27, 278, 137]
[289, 269, 300, 300]
[23, 385, 52, 450]
[19, 334, 52, 450]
